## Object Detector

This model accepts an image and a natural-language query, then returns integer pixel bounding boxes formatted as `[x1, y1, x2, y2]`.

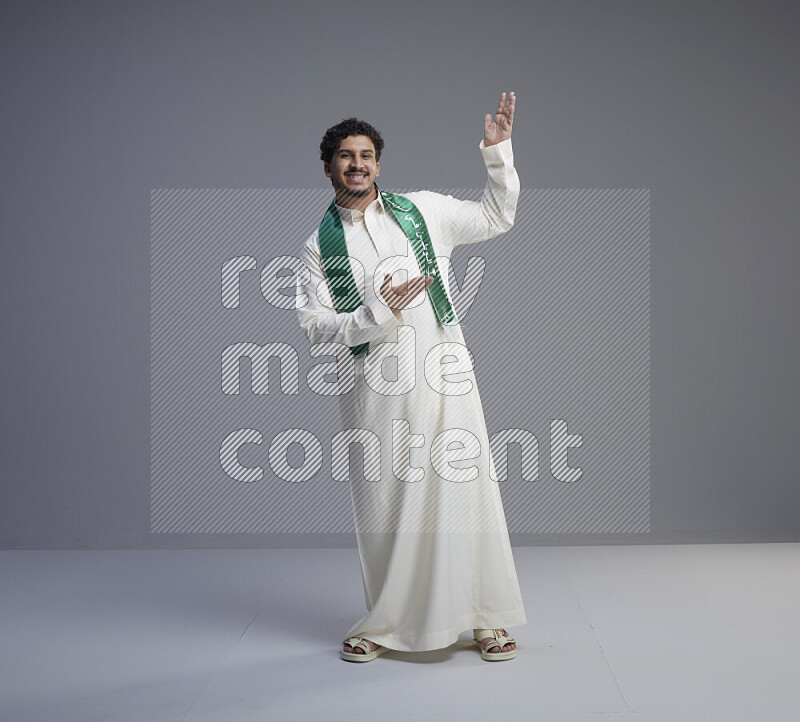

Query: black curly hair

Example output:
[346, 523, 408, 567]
[319, 118, 385, 164]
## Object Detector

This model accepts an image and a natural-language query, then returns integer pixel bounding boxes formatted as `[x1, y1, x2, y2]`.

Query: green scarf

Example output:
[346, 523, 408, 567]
[317, 187, 457, 356]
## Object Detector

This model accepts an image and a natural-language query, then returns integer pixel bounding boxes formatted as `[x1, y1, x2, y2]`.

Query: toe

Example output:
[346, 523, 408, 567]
[344, 638, 378, 654]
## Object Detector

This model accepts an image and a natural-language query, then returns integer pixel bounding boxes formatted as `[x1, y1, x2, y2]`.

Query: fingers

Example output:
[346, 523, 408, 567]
[499, 91, 515, 114]
[381, 274, 434, 310]
[392, 274, 432, 296]
[496, 91, 506, 115]
[498, 90, 515, 107]
[493, 90, 515, 134]
[488, 91, 516, 132]
[506, 90, 515, 122]
[398, 276, 433, 308]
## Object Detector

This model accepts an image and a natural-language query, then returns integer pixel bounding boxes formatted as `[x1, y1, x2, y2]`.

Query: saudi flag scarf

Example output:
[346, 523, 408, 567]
[317, 187, 457, 356]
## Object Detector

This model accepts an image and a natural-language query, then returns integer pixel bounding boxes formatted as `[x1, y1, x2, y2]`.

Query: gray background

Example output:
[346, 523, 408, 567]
[1, 0, 797, 548]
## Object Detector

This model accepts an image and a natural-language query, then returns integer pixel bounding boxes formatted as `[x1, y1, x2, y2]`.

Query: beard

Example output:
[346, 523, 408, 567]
[338, 183, 374, 198]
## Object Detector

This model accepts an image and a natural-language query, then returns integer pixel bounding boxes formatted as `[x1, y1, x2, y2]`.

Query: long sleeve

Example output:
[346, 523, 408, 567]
[413, 138, 520, 251]
[295, 231, 402, 348]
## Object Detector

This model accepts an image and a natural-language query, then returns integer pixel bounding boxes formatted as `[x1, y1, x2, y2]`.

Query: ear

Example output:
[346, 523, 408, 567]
[375, 161, 380, 178]
[323, 162, 332, 178]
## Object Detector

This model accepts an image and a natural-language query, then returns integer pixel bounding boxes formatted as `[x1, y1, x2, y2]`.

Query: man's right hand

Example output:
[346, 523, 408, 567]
[380, 273, 434, 310]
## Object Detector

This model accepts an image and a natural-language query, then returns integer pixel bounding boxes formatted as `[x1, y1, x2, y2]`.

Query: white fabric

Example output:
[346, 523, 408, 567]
[296, 139, 527, 652]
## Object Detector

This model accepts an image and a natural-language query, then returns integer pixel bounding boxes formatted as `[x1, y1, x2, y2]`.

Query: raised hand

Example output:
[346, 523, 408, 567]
[484, 91, 516, 147]
[380, 273, 434, 310]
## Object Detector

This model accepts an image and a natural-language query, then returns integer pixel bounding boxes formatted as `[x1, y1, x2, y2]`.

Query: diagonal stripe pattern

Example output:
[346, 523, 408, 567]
[151, 188, 650, 534]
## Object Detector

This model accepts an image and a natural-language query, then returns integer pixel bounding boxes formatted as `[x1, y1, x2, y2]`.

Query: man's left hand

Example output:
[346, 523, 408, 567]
[484, 91, 515, 146]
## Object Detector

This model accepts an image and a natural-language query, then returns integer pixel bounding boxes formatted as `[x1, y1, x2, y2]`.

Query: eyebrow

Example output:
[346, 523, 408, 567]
[338, 148, 374, 154]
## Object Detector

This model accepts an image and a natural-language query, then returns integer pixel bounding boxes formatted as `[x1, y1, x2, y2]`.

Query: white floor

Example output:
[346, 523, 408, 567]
[1, 543, 798, 721]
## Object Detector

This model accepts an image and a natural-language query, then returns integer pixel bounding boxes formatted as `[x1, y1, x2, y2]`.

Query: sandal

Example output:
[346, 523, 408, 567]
[341, 635, 388, 662]
[473, 628, 517, 661]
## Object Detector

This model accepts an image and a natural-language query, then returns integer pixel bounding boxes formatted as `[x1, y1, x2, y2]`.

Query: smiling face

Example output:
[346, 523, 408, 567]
[324, 134, 380, 202]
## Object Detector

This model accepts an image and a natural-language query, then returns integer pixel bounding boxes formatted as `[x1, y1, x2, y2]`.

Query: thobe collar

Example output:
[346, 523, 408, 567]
[334, 186, 386, 224]
[333, 187, 405, 262]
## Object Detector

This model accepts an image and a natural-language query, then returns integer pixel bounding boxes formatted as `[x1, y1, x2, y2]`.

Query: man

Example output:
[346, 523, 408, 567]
[296, 92, 526, 662]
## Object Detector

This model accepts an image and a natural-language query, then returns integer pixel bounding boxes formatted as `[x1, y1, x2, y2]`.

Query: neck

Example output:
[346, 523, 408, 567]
[335, 184, 378, 213]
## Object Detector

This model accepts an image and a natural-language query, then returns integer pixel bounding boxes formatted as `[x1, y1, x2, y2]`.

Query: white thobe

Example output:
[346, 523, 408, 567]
[297, 139, 527, 652]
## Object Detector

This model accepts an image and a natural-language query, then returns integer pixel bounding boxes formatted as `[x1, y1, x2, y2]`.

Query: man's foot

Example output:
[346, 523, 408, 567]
[341, 634, 387, 662]
[473, 628, 517, 660]
[343, 637, 382, 655]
